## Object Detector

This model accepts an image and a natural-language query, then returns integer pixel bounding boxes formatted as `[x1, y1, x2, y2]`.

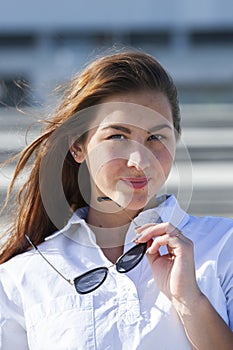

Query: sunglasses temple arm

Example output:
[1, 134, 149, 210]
[25, 234, 74, 286]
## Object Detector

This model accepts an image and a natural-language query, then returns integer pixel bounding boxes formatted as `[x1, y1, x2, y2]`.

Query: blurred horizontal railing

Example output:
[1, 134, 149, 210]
[166, 104, 233, 217]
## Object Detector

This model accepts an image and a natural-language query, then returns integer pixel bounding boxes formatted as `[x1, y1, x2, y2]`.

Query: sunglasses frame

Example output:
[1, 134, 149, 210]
[25, 234, 147, 294]
[74, 242, 147, 294]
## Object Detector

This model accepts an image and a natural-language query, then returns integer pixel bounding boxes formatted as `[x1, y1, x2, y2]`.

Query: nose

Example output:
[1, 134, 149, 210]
[127, 150, 150, 171]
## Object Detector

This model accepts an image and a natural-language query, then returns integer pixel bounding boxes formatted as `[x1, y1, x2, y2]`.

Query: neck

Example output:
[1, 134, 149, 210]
[86, 206, 138, 248]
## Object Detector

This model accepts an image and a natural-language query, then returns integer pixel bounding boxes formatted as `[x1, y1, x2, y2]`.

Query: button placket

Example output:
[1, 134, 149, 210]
[114, 271, 141, 324]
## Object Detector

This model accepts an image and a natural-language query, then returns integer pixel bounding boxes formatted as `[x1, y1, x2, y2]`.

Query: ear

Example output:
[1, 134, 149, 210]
[70, 141, 86, 163]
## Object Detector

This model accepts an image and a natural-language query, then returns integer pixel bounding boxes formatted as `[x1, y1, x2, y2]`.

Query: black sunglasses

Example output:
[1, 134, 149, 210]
[25, 197, 151, 294]
[25, 234, 147, 294]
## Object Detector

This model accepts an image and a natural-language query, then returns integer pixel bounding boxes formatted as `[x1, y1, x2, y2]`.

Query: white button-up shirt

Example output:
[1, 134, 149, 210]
[0, 195, 233, 349]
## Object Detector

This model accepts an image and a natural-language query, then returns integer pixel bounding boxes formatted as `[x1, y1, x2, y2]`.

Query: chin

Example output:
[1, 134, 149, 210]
[117, 194, 150, 211]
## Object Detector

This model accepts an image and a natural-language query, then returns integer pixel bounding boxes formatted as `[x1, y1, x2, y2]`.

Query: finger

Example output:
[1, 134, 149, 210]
[146, 249, 161, 266]
[132, 223, 159, 242]
[135, 223, 159, 233]
[135, 222, 178, 243]
[175, 230, 184, 238]
[146, 232, 190, 255]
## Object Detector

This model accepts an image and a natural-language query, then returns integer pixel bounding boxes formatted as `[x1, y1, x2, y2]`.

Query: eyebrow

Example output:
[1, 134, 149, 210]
[101, 124, 172, 134]
[101, 125, 131, 134]
[148, 124, 173, 133]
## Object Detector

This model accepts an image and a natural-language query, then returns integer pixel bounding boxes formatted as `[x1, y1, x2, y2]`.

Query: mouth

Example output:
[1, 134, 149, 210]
[120, 177, 149, 189]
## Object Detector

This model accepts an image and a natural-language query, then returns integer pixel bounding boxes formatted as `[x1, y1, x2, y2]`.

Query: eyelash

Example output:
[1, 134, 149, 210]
[107, 134, 165, 141]
[148, 134, 165, 141]
[107, 134, 126, 140]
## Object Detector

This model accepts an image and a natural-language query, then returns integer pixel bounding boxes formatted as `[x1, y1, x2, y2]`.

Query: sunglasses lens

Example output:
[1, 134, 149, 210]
[74, 267, 108, 294]
[116, 243, 147, 273]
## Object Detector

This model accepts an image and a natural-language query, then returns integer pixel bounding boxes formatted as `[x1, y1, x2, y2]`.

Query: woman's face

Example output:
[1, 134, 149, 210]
[74, 91, 176, 211]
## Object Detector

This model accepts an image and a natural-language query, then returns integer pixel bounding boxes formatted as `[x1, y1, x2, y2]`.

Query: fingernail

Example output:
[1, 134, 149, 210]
[146, 247, 152, 254]
[132, 233, 143, 243]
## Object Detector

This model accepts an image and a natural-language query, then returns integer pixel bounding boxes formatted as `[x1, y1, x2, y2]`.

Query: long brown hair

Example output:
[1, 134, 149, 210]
[0, 50, 181, 263]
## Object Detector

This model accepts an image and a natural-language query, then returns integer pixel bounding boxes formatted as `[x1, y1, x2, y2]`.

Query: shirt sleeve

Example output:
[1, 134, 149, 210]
[0, 267, 29, 350]
[217, 230, 233, 331]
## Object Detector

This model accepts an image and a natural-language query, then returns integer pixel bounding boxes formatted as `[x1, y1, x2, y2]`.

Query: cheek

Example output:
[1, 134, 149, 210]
[152, 147, 175, 177]
[89, 159, 122, 186]
[156, 140, 176, 163]
[86, 143, 127, 178]
[85, 146, 113, 177]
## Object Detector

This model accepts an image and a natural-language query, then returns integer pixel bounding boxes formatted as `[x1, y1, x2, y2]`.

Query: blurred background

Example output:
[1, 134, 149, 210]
[0, 0, 233, 234]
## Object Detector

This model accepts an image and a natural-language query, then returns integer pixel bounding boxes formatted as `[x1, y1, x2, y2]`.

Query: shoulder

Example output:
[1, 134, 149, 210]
[0, 252, 34, 315]
[184, 214, 233, 238]
[184, 214, 233, 267]
[0, 249, 34, 297]
[158, 195, 233, 240]
[0, 234, 66, 309]
[182, 213, 233, 260]
[0, 234, 62, 284]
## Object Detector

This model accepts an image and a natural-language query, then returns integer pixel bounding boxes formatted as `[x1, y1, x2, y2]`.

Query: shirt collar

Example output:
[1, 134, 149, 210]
[45, 194, 189, 245]
[147, 194, 190, 229]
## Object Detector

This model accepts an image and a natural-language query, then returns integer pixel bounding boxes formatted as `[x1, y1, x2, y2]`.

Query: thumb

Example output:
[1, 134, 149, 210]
[146, 242, 161, 266]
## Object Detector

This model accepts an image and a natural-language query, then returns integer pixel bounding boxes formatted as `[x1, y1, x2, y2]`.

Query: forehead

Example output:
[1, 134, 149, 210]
[69, 91, 174, 139]
[94, 97, 173, 131]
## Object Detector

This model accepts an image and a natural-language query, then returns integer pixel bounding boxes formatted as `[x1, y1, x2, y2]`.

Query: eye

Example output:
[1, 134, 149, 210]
[148, 134, 165, 141]
[107, 134, 126, 140]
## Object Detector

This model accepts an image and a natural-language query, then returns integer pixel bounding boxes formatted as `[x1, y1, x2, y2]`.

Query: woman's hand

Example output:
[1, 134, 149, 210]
[135, 222, 202, 305]
[135, 222, 233, 349]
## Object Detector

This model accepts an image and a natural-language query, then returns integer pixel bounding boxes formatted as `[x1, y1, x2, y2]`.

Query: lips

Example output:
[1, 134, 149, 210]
[120, 177, 149, 189]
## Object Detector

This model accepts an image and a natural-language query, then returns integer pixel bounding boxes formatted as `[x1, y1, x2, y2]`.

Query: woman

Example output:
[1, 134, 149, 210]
[0, 50, 232, 349]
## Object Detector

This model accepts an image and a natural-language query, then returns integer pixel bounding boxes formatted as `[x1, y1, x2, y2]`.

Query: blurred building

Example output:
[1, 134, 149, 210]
[0, 0, 233, 220]
[0, 0, 233, 105]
